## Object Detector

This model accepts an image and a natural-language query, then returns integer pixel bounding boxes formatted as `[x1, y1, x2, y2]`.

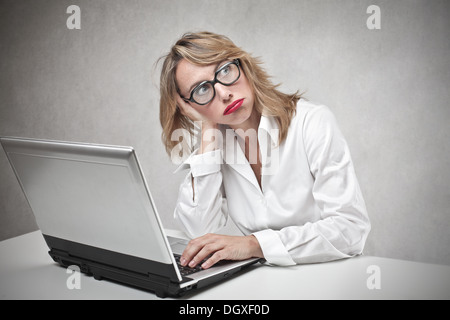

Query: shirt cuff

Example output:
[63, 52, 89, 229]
[174, 148, 222, 177]
[252, 229, 296, 266]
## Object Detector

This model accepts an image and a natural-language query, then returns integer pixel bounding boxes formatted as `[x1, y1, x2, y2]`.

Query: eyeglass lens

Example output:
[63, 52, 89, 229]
[192, 62, 240, 104]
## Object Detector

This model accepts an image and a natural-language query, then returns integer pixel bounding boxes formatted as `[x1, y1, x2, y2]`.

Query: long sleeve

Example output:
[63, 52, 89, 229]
[252, 105, 371, 265]
[173, 149, 228, 239]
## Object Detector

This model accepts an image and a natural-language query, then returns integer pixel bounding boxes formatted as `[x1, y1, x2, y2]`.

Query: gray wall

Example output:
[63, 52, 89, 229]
[1, 0, 449, 266]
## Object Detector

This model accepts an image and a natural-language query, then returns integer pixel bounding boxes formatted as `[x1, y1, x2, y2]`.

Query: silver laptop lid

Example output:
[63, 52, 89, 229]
[1, 137, 178, 271]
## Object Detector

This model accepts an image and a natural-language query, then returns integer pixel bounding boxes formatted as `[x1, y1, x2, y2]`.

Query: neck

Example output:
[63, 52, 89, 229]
[228, 108, 261, 139]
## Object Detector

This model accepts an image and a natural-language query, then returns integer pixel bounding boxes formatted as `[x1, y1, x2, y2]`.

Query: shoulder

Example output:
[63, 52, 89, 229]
[290, 99, 338, 133]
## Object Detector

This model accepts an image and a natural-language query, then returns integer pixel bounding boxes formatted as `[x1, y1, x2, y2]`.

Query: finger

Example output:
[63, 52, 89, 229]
[176, 100, 188, 117]
[177, 102, 195, 120]
[180, 235, 209, 266]
[176, 92, 186, 104]
[176, 94, 191, 112]
[189, 242, 223, 268]
[179, 244, 198, 267]
[176, 94, 204, 122]
[201, 250, 226, 269]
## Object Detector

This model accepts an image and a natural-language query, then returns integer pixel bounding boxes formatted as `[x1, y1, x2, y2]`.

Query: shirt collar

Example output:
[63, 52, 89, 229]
[219, 113, 280, 146]
[258, 114, 280, 146]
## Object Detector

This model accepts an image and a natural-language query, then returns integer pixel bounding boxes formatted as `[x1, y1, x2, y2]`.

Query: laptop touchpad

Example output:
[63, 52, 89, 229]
[168, 237, 189, 255]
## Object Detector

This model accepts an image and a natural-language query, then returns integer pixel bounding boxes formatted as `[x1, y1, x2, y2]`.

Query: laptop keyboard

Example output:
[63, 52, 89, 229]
[174, 254, 205, 276]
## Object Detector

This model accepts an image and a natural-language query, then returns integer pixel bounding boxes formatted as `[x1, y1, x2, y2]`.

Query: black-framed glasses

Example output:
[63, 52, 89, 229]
[179, 59, 241, 105]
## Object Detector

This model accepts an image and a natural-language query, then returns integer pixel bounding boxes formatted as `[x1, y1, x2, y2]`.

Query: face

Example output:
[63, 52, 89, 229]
[175, 59, 255, 127]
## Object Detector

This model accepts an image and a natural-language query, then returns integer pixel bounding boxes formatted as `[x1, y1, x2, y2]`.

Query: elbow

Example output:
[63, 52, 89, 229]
[359, 217, 371, 253]
[347, 216, 371, 256]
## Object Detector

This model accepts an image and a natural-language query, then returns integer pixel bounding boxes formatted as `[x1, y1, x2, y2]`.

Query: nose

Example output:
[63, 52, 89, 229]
[214, 83, 233, 102]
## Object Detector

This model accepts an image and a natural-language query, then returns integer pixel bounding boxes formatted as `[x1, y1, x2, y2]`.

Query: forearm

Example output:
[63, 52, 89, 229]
[193, 121, 219, 199]
[174, 147, 227, 238]
[199, 121, 220, 154]
[253, 211, 370, 266]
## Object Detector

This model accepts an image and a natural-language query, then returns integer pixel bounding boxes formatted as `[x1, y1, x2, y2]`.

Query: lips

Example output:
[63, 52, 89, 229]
[223, 98, 244, 116]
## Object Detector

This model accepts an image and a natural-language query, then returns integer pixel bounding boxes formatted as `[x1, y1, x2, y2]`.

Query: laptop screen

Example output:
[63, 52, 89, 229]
[1, 138, 173, 265]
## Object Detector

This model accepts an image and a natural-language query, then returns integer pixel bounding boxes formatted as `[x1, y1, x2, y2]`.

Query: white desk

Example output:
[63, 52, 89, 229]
[1, 231, 449, 300]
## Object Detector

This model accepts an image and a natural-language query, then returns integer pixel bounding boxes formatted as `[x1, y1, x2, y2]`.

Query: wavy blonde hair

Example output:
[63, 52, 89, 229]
[159, 31, 302, 155]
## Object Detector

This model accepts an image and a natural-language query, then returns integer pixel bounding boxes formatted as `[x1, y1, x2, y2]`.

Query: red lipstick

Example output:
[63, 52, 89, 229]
[223, 98, 244, 116]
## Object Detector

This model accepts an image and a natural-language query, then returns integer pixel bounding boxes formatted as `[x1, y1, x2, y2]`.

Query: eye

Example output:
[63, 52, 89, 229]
[195, 83, 212, 96]
[219, 65, 231, 76]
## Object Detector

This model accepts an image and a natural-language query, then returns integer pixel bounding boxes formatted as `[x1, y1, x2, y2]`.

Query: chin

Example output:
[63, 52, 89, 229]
[224, 107, 252, 125]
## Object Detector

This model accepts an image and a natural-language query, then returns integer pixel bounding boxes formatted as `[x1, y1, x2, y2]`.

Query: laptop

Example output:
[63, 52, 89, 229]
[0, 136, 261, 298]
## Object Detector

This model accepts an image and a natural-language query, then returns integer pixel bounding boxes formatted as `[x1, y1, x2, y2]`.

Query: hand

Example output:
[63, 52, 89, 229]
[176, 94, 219, 153]
[179, 233, 264, 269]
[176, 94, 213, 125]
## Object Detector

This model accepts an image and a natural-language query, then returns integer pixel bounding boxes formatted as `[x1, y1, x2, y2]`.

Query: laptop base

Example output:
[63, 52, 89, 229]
[45, 234, 189, 298]
[45, 234, 260, 298]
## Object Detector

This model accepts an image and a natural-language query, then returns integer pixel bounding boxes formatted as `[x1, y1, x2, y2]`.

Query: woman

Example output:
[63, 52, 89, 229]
[159, 31, 370, 269]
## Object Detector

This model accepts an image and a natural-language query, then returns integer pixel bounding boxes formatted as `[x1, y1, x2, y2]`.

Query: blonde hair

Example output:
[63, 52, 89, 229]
[159, 31, 302, 155]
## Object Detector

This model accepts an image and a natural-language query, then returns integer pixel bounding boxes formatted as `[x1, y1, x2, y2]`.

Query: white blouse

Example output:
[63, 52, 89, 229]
[173, 99, 371, 266]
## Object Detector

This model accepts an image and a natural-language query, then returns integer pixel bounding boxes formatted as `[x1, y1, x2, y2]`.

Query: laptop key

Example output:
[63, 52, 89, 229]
[174, 254, 207, 276]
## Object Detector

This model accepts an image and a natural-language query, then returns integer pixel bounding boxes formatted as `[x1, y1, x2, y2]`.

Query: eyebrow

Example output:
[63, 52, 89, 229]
[186, 61, 223, 94]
